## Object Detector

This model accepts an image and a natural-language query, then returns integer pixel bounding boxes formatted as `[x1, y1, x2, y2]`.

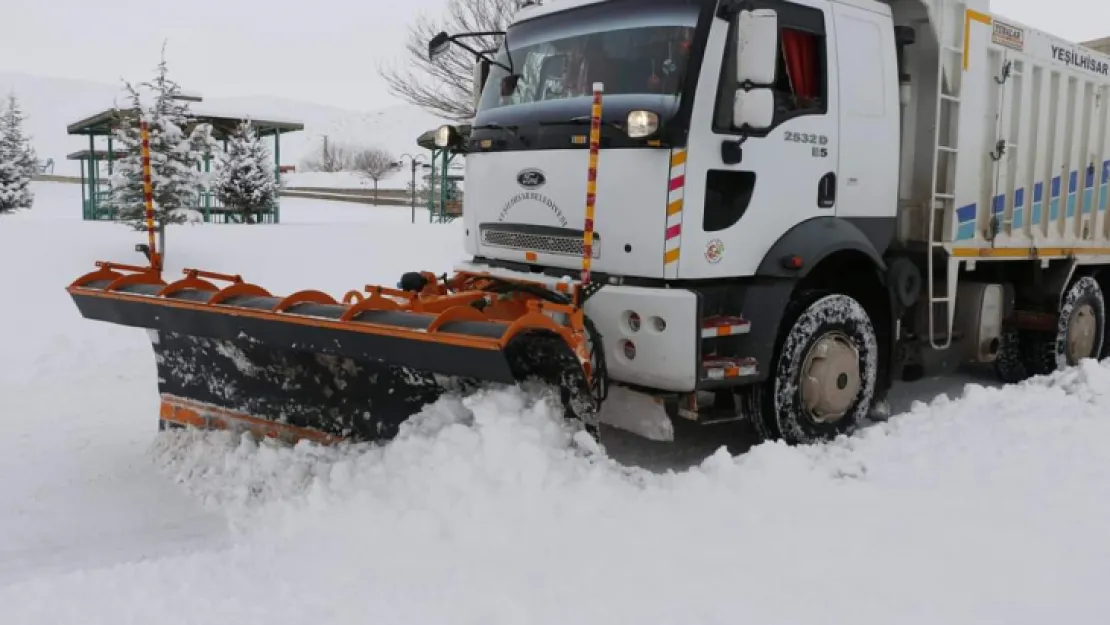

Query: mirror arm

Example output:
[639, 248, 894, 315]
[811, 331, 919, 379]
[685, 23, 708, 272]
[434, 31, 512, 73]
[450, 38, 512, 73]
[738, 79, 769, 92]
[717, 0, 755, 19]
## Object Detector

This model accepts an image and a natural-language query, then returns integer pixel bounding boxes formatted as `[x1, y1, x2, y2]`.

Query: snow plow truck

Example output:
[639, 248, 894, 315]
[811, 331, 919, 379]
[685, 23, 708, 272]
[68, 0, 1110, 448]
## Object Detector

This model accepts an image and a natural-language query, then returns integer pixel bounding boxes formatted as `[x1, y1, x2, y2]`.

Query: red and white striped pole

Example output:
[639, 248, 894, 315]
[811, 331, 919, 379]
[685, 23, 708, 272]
[579, 82, 603, 295]
[139, 118, 160, 272]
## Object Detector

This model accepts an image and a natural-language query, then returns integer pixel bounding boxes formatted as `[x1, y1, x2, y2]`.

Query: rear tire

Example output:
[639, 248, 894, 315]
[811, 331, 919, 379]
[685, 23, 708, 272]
[993, 276, 1106, 384]
[1050, 276, 1105, 369]
[994, 328, 1032, 383]
[752, 292, 879, 445]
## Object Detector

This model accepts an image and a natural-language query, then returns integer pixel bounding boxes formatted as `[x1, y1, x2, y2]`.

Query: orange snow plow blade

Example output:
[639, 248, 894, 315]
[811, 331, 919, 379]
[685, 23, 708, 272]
[67, 263, 607, 444]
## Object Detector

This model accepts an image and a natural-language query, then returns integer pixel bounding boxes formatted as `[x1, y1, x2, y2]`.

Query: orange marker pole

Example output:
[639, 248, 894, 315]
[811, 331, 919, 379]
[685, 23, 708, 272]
[139, 119, 160, 272]
[580, 82, 603, 299]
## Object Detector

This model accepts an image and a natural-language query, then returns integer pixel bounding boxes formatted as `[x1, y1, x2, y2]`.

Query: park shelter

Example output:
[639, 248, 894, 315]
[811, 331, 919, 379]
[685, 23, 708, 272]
[66, 97, 304, 223]
[417, 124, 470, 223]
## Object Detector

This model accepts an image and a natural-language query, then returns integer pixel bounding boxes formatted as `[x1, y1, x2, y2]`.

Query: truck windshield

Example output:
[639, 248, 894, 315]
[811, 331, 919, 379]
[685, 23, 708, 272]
[478, 8, 698, 113]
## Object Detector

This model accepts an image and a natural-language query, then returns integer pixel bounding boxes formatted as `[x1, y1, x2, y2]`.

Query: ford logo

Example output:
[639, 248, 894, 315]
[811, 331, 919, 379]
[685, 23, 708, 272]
[517, 169, 546, 189]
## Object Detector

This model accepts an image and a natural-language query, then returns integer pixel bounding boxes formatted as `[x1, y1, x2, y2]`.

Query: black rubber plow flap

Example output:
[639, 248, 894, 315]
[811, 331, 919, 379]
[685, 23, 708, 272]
[67, 263, 605, 444]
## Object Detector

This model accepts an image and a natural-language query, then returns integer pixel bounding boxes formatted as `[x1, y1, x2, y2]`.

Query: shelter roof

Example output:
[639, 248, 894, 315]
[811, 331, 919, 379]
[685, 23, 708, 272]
[67, 108, 304, 139]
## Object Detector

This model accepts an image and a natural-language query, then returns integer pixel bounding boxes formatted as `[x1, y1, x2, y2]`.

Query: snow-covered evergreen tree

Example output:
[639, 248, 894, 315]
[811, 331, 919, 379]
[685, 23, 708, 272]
[0, 93, 37, 214]
[213, 120, 279, 223]
[103, 50, 214, 236]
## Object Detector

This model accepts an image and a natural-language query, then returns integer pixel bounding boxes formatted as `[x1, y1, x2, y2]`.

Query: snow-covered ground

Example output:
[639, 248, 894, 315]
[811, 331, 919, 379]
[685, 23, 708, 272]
[281, 170, 410, 191]
[2, 182, 1109, 623]
[283, 168, 464, 192]
[282, 170, 379, 189]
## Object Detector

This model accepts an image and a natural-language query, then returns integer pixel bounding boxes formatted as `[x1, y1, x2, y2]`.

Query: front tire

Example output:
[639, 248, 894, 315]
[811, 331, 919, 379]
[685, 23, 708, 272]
[752, 292, 879, 445]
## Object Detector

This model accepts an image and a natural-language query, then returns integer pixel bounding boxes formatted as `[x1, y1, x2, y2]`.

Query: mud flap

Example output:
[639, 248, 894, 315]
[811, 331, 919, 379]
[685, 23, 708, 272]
[597, 385, 674, 442]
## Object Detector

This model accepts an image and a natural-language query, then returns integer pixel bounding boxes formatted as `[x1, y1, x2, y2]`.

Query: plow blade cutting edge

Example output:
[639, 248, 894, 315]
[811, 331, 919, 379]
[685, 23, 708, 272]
[67, 263, 607, 444]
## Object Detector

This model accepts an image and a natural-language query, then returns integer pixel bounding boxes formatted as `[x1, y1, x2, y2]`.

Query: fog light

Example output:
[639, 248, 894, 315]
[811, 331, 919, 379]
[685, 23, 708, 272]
[627, 312, 641, 332]
[621, 339, 637, 360]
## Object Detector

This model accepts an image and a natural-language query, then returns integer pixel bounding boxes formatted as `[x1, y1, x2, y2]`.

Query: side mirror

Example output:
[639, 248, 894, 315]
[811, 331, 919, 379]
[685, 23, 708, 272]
[733, 88, 775, 130]
[472, 58, 491, 109]
[736, 9, 778, 85]
[429, 32, 452, 60]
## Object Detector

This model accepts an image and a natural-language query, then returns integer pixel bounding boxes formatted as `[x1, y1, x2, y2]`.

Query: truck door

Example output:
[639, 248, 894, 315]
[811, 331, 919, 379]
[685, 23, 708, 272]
[830, 3, 900, 242]
[681, 0, 839, 279]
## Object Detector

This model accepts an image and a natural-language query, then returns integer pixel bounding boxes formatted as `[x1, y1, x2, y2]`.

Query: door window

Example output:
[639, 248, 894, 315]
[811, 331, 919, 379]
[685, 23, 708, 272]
[714, 3, 829, 133]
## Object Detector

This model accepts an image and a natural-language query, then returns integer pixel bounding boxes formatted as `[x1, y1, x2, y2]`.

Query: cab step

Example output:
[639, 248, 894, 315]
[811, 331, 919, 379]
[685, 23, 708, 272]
[674, 390, 748, 424]
[701, 315, 751, 338]
[702, 356, 759, 381]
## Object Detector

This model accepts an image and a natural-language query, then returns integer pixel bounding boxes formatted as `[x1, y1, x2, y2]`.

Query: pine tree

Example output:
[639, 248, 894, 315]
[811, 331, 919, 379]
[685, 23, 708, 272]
[213, 120, 279, 223]
[0, 93, 37, 214]
[104, 49, 215, 239]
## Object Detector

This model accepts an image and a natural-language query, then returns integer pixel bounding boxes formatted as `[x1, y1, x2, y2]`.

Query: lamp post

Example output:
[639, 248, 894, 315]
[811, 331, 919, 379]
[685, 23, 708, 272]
[395, 153, 429, 224]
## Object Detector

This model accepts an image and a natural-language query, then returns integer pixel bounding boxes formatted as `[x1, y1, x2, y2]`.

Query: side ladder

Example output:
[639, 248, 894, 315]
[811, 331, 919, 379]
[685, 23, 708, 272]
[926, 2, 966, 350]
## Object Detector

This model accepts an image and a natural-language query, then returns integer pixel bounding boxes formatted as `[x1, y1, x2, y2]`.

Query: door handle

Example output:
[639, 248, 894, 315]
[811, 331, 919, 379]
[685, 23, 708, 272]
[818, 172, 836, 209]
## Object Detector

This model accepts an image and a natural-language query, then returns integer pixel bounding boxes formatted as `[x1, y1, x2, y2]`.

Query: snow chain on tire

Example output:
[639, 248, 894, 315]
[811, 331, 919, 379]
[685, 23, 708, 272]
[995, 276, 1106, 383]
[1049, 276, 1106, 370]
[752, 291, 879, 445]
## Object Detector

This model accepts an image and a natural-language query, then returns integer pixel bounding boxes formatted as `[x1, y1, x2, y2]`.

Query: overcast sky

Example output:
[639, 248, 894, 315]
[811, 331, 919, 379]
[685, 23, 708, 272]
[3, 0, 1109, 113]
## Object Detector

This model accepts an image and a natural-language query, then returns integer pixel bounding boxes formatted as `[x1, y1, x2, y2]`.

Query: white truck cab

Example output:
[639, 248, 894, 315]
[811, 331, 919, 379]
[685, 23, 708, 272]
[430, 0, 1110, 445]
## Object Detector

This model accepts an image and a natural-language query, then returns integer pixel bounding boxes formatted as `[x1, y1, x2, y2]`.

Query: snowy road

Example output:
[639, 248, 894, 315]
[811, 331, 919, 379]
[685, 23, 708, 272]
[599, 368, 1004, 472]
[1, 183, 1108, 624]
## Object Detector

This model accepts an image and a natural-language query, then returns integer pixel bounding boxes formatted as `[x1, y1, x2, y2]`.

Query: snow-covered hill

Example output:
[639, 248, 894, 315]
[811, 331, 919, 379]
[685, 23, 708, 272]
[0, 71, 449, 183]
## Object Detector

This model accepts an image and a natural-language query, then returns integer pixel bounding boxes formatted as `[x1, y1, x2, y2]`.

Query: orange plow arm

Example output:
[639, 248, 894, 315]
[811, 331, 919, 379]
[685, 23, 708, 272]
[68, 263, 607, 444]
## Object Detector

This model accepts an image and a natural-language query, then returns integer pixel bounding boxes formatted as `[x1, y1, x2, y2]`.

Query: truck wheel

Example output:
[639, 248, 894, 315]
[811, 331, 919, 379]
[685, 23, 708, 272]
[1049, 276, 1105, 369]
[993, 328, 1031, 383]
[1009, 276, 1106, 379]
[755, 292, 879, 445]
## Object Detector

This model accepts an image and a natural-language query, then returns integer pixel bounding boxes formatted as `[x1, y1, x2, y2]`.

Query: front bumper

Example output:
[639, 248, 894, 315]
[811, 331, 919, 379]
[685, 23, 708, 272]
[455, 261, 700, 391]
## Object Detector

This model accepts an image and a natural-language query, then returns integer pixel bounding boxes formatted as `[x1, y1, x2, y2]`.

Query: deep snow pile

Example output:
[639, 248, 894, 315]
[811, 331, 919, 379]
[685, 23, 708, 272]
[2, 182, 1109, 624]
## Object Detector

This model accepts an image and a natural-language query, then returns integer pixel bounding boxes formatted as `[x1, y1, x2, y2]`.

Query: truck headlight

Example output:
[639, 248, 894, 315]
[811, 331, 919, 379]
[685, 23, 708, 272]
[626, 110, 659, 138]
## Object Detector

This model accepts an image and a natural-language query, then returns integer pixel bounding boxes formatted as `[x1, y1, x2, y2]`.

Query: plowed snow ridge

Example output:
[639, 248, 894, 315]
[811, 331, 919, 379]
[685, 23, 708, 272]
[1, 183, 1108, 624]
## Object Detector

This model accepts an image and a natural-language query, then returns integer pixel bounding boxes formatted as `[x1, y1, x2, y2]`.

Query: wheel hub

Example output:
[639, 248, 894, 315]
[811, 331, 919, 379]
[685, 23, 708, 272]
[1066, 303, 1098, 365]
[800, 332, 861, 424]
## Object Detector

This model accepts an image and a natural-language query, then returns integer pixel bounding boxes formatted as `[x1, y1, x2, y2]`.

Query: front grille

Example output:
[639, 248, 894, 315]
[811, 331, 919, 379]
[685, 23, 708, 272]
[481, 226, 600, 258]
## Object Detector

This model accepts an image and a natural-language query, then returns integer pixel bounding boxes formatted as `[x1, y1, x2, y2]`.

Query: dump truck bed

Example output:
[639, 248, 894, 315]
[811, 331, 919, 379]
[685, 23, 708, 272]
[899, 6, 1110, 258]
